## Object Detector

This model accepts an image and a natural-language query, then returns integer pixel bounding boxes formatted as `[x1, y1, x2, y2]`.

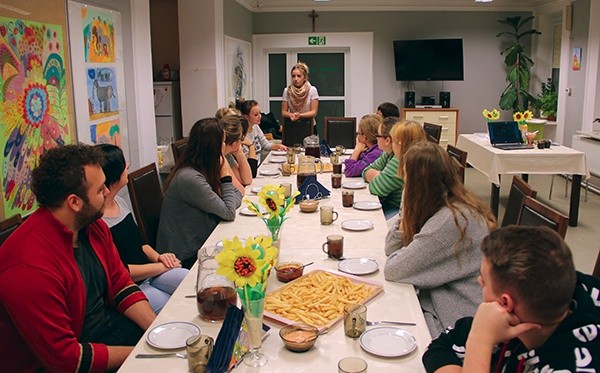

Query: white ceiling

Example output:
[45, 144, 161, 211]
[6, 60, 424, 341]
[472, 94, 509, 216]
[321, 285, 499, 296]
[235, 0, 561, 12]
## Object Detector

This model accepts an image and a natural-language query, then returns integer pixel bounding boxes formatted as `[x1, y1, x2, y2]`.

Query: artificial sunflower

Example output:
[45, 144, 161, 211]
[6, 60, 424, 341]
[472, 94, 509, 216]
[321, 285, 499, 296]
[216, 238, 268, 288]
[482, 108, 500, 122]
[513, 112, 524, 123]
[257, 184, 285, 218]
[522, 110, 533, 121]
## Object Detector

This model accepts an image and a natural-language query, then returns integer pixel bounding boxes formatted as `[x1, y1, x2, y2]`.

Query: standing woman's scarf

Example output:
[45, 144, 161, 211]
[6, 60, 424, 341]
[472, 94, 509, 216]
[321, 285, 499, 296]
[288, 81, 311, 112]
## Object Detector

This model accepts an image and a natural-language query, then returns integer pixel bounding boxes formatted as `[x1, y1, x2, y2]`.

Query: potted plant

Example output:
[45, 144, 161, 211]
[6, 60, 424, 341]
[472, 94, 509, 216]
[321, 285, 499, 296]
[536, 78, 558, 121]
[497, 16, 541, 112]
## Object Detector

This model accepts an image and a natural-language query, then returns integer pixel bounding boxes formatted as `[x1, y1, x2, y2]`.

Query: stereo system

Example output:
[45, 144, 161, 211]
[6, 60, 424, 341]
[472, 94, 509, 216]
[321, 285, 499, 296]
[440, 91, 451, 108]
[404, 91, 415, 108]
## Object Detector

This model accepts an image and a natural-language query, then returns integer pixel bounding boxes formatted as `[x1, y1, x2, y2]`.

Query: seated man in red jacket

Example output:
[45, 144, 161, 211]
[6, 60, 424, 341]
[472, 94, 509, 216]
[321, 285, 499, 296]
[0, 144, 156, 372]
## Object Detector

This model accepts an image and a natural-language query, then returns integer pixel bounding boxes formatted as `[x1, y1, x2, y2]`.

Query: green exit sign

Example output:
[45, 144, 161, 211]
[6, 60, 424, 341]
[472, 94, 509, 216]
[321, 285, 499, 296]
[308, 36, 326, 46]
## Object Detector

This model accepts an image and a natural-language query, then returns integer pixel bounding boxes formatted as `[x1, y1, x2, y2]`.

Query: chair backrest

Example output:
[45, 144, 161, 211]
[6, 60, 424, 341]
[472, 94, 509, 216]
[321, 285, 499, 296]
[171, 137, 188, 164]
[516, 196, 569, 239]
[501, 176, 537, 227]
[127, 163, 163, 247]
[593, 249, 600, 279]
[423, 122, 442, 144]
[446, 144, 468, 183]
[282, 119, 314, 147]
[324, 117, 357, 149]
[0, 214, 23, 246]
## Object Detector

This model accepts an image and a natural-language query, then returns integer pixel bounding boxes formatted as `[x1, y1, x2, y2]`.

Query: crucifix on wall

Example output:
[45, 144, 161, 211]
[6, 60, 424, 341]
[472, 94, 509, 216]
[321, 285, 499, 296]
[309, 9, 318, 32]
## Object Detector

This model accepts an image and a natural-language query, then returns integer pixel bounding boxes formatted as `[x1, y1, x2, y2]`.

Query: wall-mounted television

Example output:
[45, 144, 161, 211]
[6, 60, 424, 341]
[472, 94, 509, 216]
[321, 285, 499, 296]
[393, 39, 464, 81]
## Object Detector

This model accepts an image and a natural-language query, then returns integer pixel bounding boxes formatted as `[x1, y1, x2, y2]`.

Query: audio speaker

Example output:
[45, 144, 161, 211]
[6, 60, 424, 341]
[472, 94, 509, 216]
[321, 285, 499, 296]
[440, 91, 451, 108]
[404, 91, 415, 108]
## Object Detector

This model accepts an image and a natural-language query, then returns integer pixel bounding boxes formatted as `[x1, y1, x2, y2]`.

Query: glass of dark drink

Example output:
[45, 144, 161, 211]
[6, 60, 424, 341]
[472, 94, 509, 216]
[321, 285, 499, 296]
[332, 163, 343, 174]
[196, 246, 236, 322]
[305, 145, 321, 158]
[322, 234, 344, 259]
[331, 173, 342, 189]
[342, 190, 354, 207]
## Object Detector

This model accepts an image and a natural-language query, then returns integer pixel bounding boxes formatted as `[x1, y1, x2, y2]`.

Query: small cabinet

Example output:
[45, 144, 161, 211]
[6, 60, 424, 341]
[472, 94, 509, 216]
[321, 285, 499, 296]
[401, 108, 459, 148]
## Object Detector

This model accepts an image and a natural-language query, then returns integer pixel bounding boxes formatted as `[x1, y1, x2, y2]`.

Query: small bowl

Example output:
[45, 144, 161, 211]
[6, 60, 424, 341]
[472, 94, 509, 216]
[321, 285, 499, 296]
[299, 199, 319, 213]
[279, 323, 319, 352]
[275, 262, 304, 283]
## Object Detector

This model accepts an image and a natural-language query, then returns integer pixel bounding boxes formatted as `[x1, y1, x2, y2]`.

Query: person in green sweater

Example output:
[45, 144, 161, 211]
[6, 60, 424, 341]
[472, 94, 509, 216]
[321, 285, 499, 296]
[362, 118, 426, 219]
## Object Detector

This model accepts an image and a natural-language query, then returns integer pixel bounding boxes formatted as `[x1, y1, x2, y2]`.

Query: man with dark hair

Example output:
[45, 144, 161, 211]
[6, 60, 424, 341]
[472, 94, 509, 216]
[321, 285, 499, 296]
[377, 102, 400, 118]
[0, 144, 156, 372]
[423, 226, 600, 372]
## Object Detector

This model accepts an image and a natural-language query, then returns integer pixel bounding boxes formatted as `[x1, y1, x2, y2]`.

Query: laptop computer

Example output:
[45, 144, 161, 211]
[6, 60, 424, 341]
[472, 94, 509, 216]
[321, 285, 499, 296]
[487, 121, 535, 150]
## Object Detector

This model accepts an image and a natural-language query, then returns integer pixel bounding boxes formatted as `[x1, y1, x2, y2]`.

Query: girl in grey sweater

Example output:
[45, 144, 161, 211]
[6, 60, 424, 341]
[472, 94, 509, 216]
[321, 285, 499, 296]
[157, 118, 242, 269]
[384, 142, 496, 337]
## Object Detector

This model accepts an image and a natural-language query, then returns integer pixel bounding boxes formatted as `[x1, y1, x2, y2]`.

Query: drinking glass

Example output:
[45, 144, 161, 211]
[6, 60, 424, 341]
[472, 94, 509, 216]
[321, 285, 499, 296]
[344, 304, 367, 338]
[338, 357, 368, 373]
[243, 298, 268, 367]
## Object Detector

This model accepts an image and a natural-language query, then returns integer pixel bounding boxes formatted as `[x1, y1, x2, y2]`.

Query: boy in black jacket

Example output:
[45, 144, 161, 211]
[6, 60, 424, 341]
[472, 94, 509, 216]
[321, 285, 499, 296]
[423, 226, 600, 372]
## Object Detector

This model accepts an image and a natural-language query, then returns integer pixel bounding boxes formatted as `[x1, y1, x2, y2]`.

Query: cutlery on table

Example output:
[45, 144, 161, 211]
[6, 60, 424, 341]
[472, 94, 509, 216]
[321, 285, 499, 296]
[135, 353, 187, 359]
[366, 320, 416, 326]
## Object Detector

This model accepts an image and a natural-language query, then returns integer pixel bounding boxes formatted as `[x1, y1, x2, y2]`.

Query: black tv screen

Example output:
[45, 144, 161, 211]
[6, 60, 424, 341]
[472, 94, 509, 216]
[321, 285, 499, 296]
[394, 39, 464, 81]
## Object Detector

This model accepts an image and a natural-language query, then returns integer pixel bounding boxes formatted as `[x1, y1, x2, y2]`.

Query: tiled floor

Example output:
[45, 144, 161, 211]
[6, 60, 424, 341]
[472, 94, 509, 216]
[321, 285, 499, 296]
[464, 168, 600, 275]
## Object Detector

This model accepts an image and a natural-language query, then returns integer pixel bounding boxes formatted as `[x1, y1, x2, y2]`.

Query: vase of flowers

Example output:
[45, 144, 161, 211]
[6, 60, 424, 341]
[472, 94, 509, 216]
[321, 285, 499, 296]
[482, 108, 500, 122]
[513, 110, 535, 141]
[215, 235, 278, 367]
[244, 184, 299, 249]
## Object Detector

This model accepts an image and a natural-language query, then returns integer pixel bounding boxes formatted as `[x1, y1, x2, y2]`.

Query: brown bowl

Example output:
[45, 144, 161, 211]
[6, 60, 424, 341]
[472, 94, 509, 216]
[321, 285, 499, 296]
[279, 323, 319, 352]
[275, 262, 304, 283]
[299, 199, 319, 213]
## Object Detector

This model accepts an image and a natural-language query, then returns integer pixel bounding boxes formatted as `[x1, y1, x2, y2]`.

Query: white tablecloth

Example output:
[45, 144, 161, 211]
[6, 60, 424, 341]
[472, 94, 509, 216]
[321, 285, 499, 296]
[119, 152, 432, 372]
[457, 133, 589, 186]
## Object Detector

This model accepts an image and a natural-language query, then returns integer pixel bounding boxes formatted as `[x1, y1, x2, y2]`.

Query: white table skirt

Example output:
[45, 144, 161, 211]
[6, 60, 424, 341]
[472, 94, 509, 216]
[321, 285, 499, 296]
[119, 152, 432, 372]
[457, 133, 589, 186]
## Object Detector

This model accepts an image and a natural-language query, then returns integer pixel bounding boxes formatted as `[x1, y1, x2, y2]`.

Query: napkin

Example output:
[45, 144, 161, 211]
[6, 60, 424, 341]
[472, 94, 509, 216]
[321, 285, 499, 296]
[206, 305, 244, 373]
[320, 139, 333, 156]
[295, 175, 330, 203]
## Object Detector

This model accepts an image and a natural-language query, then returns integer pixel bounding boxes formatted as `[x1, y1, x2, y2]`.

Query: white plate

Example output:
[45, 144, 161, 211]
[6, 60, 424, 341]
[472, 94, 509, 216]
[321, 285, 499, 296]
[271, 150, 286, 156]
[146, 322, 201, 350]
[342, 181, 367, 190]
[359, 327, 417, 357]
[353, 201, 382, 211]
[338, 258, 379, 275]
[259, 168, 280, 176]
[269, 156, 286, 163]
[239, 207, 267, 216]
[341, 219, 374, 231]
[250, 186, 263, 194]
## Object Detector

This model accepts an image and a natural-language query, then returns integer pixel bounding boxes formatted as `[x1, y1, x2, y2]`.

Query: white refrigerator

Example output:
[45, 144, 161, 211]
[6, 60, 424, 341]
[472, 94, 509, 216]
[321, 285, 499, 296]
[153, 81, 182, 141]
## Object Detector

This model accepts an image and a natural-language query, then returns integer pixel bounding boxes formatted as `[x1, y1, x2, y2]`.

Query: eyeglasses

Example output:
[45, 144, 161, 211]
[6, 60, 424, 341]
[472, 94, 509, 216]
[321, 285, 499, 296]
[375, 134, 388, 139]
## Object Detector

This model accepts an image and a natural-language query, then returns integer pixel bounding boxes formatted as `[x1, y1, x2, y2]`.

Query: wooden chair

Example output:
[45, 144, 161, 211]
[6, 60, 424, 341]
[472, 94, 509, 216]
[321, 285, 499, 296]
[423, 122, 442, 144]
[324, 117, 357, 149]
[0, 214, 23, 246]
[127, 163, 163, 247]
[516, 196, 569, 239]
[501, 176, 537, 227]
[446, 144, 468, 184]
[171, 137, 188, 164]
[282, 119, 314, 147]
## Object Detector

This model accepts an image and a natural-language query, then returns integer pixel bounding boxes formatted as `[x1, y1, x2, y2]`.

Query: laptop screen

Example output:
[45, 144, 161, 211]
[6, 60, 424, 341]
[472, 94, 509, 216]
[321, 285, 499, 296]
[487, 121, 524, 145]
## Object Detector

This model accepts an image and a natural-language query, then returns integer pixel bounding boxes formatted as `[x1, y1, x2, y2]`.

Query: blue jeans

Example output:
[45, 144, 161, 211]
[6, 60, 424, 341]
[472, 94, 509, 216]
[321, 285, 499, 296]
[139, 267, 188, 313]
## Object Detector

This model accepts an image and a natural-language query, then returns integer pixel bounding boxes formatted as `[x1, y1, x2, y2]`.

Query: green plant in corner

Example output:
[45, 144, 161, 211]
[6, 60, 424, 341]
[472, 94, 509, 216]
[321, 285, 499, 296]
[536, 78, 558, 120]
[497, 16, 541, 112]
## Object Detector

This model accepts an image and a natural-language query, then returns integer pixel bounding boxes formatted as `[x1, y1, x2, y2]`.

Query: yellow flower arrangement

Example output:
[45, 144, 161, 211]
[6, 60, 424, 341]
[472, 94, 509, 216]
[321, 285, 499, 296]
[513, 110, 533, 125]
[216, 235, 278, 302]
[244, 184, 300, 243]
[482, 108, 500, 122]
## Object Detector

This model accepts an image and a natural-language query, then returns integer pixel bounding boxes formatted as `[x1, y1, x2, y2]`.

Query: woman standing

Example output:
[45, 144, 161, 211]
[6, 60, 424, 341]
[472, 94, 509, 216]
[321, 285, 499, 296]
[98, 144, 188, 314]
[281, 62, 319, 129]
[157, 118, 242, 269]
[236, 98, 286, 166]
[384, 142, 496, 337]
[344, 114, 382, 177]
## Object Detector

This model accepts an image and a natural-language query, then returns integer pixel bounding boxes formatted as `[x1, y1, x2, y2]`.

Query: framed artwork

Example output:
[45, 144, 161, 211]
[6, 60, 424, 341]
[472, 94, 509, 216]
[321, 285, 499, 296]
[225, 36, 252, 104]
[0, 1, 76, 219]
[572, 47, 582, 71]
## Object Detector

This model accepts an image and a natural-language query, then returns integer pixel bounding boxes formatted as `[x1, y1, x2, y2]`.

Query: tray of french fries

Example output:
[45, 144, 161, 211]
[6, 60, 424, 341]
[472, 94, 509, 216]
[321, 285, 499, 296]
[264, 269, 383, 331]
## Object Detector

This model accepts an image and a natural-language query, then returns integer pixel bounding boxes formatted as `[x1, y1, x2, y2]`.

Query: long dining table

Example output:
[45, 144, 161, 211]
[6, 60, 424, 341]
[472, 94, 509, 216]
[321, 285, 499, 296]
[119, 151, 432, 372]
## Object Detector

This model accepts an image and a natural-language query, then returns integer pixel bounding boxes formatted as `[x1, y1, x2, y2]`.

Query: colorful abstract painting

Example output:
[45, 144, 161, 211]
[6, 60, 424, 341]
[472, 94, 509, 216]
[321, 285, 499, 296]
[82, 8, 115, 63]
[86, 67, 118, 120]
[0, 17, 74, 217]
[90, 118, 121, 146]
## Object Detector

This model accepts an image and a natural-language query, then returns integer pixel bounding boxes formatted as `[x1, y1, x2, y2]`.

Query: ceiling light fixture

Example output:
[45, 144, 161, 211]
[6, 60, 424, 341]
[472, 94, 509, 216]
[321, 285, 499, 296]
[474, 0, 493, 2]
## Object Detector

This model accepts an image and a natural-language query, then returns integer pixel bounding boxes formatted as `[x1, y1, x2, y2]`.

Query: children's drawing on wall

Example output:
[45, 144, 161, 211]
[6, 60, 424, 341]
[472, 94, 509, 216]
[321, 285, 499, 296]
[572, 47, 581, 71]
[82, 8, 115, 63]
[90, 118, 121, 146]
[0, 17, 74, 217]
[87, 67, 119, 120]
